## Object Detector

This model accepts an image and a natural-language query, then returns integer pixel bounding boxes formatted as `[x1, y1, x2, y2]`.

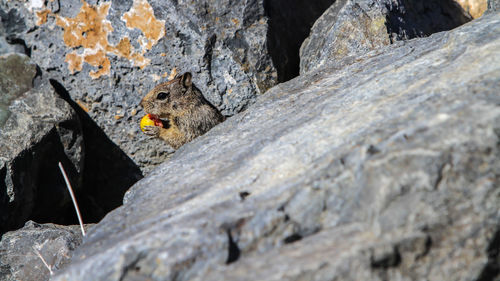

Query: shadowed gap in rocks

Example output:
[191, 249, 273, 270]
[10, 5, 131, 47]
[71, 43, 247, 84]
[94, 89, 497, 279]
[49, 79, 143, 225]
[0, 127, 86, 235]
[264, 0, 336, 82]
[0, 165, 8, 232]
[476, 229, 500, 281]
[385, 0, 472, 42]
[19, 128, 84, 226]
[225, 229, 241, 264]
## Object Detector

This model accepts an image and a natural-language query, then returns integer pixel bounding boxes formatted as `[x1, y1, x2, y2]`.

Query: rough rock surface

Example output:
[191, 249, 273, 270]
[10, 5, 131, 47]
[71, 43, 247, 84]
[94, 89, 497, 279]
[299, 0, 472, 74]
[0, 53, 85, 234]
[0, 221, 86, 281]
[0, 53, 141, 235]
[489, 0, 500, 11]
[53, 13, 500, 281]
[0, 0, 282, 172]
[0, 53, 37, 125]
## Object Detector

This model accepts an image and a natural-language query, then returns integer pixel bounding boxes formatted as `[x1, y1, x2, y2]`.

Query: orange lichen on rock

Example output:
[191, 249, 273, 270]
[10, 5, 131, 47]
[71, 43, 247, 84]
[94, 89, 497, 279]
[167, 68, 177, 80]
[55, 1, 113, 78]
[121, 0, 166, 50]
[129, 51, 150, 69]
[35, 9, 50, 25]
[84, 50, 112, 79]
[76, 100, 90, 112]
[56, 2, 113, 49]
[65, 52, 84, 73]
[111, 37, 132, 58]
[51, 0, 165, 79]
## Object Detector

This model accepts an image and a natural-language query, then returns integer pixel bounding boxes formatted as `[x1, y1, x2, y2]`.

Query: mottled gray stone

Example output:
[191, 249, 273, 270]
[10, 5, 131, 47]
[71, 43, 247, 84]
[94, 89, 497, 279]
[0, 0, 281, 173]
[52, 12, 500, 281]
[0, 36, 25, 55]
[0, 221, 86, 281]
[300, 0, 472, 74]
[0, 53, 36, 125]
[489, 0, 500, 11]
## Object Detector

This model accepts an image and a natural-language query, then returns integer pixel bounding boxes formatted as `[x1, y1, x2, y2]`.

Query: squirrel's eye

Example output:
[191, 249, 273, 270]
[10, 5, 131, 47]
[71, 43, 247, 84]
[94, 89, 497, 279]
[157, 92, 169, 100]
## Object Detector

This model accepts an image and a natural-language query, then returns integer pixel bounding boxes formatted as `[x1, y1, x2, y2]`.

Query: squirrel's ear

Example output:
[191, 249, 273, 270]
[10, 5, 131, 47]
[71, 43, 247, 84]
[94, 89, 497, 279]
[181, 72, 192, 88]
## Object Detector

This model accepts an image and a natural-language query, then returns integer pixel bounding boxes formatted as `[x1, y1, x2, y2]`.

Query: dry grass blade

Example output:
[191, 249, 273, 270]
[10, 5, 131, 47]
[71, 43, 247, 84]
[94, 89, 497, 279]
[58, 162, 86, 236]
[33, 246, 53, 275]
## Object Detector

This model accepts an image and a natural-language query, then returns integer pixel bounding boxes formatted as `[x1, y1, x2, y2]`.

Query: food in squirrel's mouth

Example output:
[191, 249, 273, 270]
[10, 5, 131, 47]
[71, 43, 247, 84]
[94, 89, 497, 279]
[140, 114, 164, 132]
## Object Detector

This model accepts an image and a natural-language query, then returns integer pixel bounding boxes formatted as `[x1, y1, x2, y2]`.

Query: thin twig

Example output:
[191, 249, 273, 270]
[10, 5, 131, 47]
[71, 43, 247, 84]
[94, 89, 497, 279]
[33, 246, 53, 275]
[58, 162, 86, 236]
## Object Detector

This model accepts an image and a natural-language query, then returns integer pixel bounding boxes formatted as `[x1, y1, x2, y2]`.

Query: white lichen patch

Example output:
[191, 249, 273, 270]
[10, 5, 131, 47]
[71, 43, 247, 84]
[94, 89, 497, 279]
[27, 0, 44, 11]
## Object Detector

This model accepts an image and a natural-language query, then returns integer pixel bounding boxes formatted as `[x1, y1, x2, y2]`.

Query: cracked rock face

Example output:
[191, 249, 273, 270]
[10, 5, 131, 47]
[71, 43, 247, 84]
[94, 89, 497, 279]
[0, 53, 85, 234]
[0, 221, 86, 281]
[299, 0, 472, 74]
[0, 0, 279, 173]
[52, 13, 500, 281]
[0, 53, 138, 238]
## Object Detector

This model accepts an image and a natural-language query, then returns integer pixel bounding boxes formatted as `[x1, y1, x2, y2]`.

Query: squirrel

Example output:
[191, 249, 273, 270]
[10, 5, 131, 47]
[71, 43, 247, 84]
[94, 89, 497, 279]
[140, 72, 225, 149]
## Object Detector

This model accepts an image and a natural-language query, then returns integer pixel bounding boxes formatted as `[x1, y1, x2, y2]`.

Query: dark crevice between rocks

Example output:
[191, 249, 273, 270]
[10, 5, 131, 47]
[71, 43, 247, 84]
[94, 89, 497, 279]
[476, 229, 500, 281]
[25, 128, 85, 226]
[264, 0, 336, 82]
[415, 235, 433, 260]
[0, 165, 9, 234]
[239, 191, 250, 201]
[371, 246, 402, 269]
[370, 246, 402, 281]
[5, 36, 31, 57]
[367, 145, 381, 156]
[0, 127, 85, 235]
[33, 65, 43, 88]
[283, 233, 303, 244]
[385, 0, 472, 43]
[225, 229, 240, 264]
[49, 79, 143, 225]
[119, 252, 148, 281]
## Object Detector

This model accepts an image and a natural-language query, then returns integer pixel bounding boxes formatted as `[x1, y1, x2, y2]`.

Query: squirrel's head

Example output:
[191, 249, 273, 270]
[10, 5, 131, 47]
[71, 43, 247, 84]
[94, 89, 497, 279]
[140, 72, 194, 119]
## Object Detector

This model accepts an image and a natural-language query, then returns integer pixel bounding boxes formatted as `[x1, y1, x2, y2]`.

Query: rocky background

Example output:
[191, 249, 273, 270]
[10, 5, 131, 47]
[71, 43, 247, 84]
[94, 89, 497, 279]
[1, 0, 499, 280]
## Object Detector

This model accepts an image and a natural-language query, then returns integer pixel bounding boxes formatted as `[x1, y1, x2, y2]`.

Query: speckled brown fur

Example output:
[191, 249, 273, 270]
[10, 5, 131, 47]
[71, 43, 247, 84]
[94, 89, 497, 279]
[140, 72, 224, 149]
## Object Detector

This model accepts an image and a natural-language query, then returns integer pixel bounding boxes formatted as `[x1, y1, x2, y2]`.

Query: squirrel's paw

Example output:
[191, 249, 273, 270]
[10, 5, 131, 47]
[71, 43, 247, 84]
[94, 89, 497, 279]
[143, 125, 160, 137]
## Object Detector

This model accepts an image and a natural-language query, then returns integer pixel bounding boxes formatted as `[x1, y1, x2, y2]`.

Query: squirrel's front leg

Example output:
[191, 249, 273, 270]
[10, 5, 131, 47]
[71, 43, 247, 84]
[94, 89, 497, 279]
[143, 125, 161, 138]
[144, 125, 186, 149]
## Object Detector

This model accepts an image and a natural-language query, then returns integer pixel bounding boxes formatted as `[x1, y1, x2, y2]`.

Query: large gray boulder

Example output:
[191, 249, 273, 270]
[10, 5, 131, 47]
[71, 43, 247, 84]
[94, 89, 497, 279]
[0, 0, 281, 172]
[0, 221, 86, 281]
[300, 0, 472, 74]
[0, 53, 140, 235]
[52, 12, 500, 281]
[0, 53, 85, 234]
